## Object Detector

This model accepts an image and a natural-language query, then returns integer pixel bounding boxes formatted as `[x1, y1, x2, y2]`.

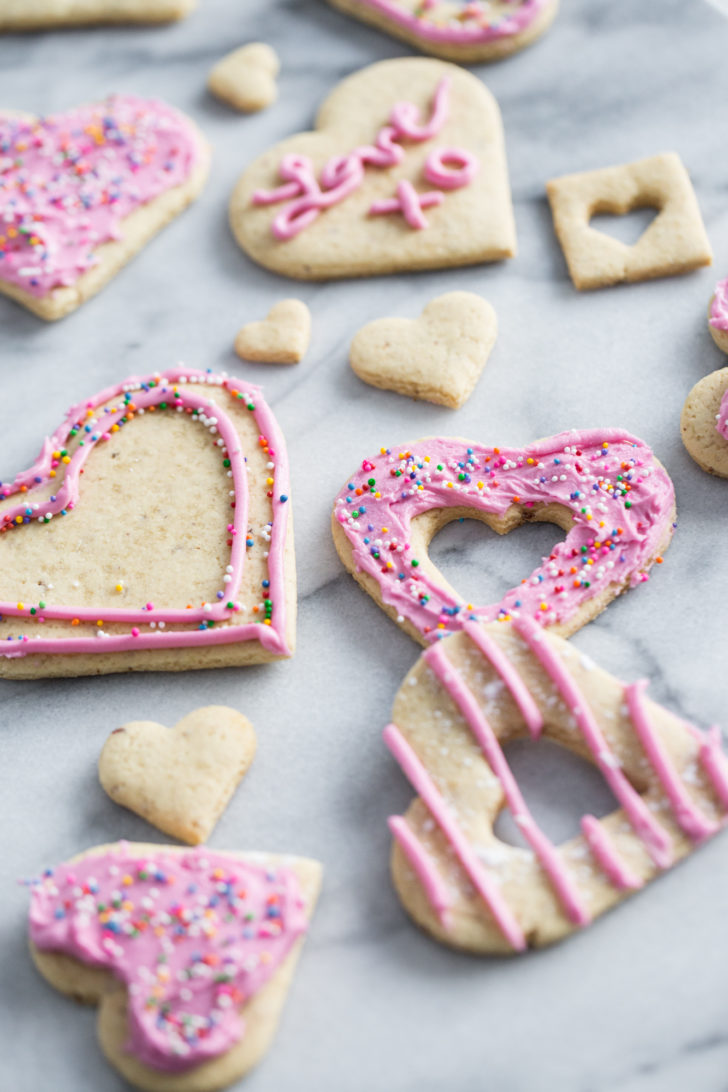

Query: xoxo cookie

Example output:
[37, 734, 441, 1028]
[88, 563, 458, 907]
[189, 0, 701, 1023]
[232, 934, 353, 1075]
[99, 707, 258, 844]
[0, 368, 295, 678]
[0, 95, 209, 320]
[229, 58, 516, 280]
[680, 367, 728, 479]
[333, 430, 675, 645]
[0, 0, 196, 29]
[385, 620, 728, 953]
[28, 842, 321, 1090]
[325, 0, 559, 64]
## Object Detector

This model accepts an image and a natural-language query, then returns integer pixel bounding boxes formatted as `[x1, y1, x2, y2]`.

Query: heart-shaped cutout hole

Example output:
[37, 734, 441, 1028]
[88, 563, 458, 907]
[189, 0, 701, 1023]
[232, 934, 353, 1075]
[589, 205, 659, 247]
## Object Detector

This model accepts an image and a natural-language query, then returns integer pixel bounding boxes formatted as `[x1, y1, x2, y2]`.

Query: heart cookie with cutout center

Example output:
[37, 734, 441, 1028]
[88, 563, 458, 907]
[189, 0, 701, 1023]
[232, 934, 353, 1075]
[350, 291, 497, 408]
[235, 299, 311, 364]
[99, 706, 257, 844]
[229, 57, 516, 280]
[332, 430, 675, 644]
[0, 95, 209, 320]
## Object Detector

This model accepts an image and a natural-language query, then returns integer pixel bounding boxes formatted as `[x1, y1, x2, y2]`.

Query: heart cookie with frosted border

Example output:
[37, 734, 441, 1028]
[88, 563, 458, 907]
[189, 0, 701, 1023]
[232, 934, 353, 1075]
[0, 368, 295, 678]
[385, 619, 728, 952]
[0, 95, 209, 320]
[332, 429, 675, 644]
[28, 841, 321, 1091]
[229, 57, 516, 280]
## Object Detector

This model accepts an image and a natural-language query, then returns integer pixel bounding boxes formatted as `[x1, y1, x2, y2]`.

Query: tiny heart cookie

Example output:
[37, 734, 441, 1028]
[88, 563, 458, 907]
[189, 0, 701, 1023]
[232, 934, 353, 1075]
[235, 299, 311, 364]
[230, 57, 516, 280]
[28, 841, 322, 1091]
[0, 0, 196, 30]
[0, 95, 209, 320]
[99, 706, 257, 844]
[350, 291, 497, 408]
[385, 619, 728, 953]
[208, 43, 280, 113]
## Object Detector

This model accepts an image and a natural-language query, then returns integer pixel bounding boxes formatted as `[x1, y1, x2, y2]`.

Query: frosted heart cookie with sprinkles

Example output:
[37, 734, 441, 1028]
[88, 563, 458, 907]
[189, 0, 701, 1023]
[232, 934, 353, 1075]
[0, 95, 209, 320]
[27, 841, 321, 1091]
[385, 620, 728, 953]
[0, 367, 295, 678]
[332, 430, 675, 645]
[229, 58, 516, 280]
[325, 0, 559, 64]
[0, 0, 196, 30]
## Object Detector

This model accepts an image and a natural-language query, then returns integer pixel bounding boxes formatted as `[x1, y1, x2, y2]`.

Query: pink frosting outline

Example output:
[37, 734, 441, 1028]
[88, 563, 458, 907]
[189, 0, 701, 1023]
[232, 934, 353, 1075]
[348, 0, 551, 45]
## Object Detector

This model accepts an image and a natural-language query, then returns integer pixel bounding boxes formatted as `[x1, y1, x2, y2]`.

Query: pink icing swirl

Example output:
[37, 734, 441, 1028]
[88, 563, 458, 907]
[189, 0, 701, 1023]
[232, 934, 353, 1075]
[349, 0, 551, 44]
[716, 386, 728, 443]
[28, 844, 309, 1072]
[0, 94, 202, 298]
[709, 277, 728, 333]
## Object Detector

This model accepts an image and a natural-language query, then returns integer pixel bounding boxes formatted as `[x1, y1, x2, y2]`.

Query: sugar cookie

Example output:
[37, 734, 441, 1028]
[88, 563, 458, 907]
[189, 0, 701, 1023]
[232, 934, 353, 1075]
[325, 0, 559, 64]
[0, 95, 209, 320]
[0, 368, 296, 678]
[28, 841, 321, 1091]
[546, 153, 712, 291]
[680, 367, 728, 478]
[332, 430, 675, 645]
[0, 0, 195, 30]
[708, 278, 728, 354]
[99, 707, 257, 844]
[208, 43, 280, 113]
[235, 299, 311, 365]
[350, 291, 497, 408]
[229, 58, 516, 280]
[385, 620, 728, 953]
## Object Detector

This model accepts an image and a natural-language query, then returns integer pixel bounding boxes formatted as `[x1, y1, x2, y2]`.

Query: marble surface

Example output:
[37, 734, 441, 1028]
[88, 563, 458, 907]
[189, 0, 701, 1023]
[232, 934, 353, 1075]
[2, 1, 728, 1089]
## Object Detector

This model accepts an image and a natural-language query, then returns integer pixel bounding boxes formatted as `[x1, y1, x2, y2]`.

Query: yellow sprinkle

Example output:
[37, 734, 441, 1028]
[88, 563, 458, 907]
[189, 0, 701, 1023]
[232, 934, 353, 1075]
[16, 602, 24, 610]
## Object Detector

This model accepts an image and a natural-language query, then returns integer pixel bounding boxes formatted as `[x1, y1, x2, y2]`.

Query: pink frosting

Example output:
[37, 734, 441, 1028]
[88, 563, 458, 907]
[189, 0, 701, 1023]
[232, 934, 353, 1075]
[716, 387, 728, 443]
[0, 368, 291, 659]
[28, 844, 309, 1072]
[709, 277, 728, 333]
[0, 95, 202, 298]
[334, 430, 675, 642]
[348, 0, 551, 44]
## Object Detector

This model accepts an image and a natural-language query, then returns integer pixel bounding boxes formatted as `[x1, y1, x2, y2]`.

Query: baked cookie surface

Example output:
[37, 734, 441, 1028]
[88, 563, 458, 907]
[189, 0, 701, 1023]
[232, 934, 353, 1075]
[0, 0, 196, 30]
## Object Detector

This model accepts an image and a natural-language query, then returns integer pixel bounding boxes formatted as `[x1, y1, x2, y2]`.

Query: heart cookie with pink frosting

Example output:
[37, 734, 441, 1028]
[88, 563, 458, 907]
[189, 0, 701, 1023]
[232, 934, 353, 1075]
[0, 94, 209, 320]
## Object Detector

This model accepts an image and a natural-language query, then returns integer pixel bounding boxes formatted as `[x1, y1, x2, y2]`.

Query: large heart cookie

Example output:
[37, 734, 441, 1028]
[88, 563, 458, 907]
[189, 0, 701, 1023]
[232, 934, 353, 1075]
[0, 95, 209, 320]
[99, 706, 257, 844]
[332, 430, 675, 644]
[229, 58, 516, 280]
[208, 43, 280, 114]
[28, 842, 322, 1091]
[0, 0, 196, 30]
[0, 368, 296, 678]
[235, 299, 311, 364]
[350, 291, 497, 408]
[386, 619, 728, 952]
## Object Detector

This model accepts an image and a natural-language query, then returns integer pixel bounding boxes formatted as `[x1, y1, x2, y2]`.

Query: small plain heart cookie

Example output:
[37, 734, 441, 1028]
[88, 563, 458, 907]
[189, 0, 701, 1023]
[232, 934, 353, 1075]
[235, 299, 311, 364]
[99, 706, 257, 844]
[350, 291, 497, 408]
[680, 367, 728, 479]
[208, 43, 280, 114]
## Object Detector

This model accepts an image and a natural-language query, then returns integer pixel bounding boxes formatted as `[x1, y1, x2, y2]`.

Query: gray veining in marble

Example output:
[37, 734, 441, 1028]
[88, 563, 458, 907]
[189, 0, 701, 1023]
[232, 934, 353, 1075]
[2, 2, 728, 1090]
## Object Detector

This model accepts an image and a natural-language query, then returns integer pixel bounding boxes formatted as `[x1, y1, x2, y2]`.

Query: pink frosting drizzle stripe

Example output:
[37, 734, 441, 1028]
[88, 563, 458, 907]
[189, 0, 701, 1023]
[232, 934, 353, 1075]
[580, 814, 642, 892]
[512, 616, 674, 869]
[462, 620, 543, 738]
[348, 0, 551, 44]
[625, 680, 720, 843]
[709, 277, 728, 332]
[383, 721, 526, 950]
[699, 726, 728, 811]
[424, 641, 590, 926]
[388, 816, 453, 929]
[0, 368, 290, 658]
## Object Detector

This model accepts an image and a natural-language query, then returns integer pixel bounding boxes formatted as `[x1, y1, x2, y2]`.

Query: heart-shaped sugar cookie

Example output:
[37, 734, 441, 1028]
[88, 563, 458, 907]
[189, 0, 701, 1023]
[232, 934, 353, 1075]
[0, 95, 209, 320]
[235, 299, 311, 364]
[229, 58, 516, 280]
[350, 291, 497, 407]
[99, 706, 257, 844]
[208, 43, 280, 113]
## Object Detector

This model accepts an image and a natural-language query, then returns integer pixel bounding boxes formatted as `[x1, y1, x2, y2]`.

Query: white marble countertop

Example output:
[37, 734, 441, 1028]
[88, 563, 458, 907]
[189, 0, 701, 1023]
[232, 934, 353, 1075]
[2, 2, 728, 1090]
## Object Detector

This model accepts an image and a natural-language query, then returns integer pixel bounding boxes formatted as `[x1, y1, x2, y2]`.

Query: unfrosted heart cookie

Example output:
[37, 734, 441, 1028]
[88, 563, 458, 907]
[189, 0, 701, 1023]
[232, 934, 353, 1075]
[332, 430, 675, 645]
[0, 367, 296, 678]
[325, 0, 559, 63]
[235, 299, 311, 364]
[28, 841, 321, 1091]
[99, 706, 257, 844]
[385, 619, 728, 952]
[208, 43, 280, 114]
[681, 367, 728, 478]
[350, 291, 497, 408]
[229, 58, 516, 280]
[0, 0, 196, 29]
[0, 95, 209, 320]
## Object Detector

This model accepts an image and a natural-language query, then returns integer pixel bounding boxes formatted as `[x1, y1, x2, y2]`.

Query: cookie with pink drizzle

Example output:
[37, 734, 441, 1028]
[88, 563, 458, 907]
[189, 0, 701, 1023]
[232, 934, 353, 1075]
[0, 367, 296, 678]
[385, 620, 728, 952]
[325, 0, 559, 63]
[0, 94, 209, 320]
[28, 841, 321, 1091]
[332, 429, 676, 645]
